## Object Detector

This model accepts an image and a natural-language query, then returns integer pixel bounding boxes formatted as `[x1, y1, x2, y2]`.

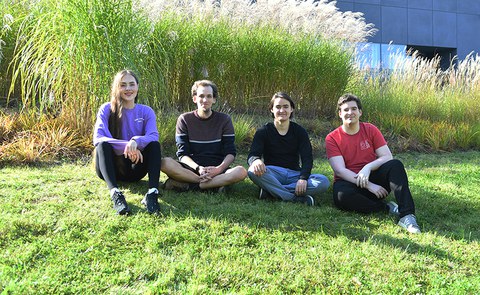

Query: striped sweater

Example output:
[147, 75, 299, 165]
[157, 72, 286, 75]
[175, 110, 236, 166]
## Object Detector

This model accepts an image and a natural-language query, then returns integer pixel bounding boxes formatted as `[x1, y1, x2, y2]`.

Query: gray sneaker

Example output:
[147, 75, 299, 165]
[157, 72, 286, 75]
[398, 214, 421, 234]
[386, 201, 399, 217]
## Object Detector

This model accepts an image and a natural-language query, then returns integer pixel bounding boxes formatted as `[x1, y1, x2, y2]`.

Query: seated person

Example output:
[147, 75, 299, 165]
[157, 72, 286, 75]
[93, 70, 161, 215]
[161, 80, 247, 192]
[325, 93, 421, 233]
[247, 92, 330, 206]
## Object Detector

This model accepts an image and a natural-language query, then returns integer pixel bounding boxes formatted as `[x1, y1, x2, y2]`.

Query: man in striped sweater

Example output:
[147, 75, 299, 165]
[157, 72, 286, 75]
[161, 80, 247, 192]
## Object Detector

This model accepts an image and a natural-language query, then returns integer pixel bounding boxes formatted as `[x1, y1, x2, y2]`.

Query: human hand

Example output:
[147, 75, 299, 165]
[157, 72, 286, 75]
[355, 166, 371, 188]
[128, 149, 143, 164]
[366, 182, 388, 199]
[124, 139, 142, 163]
[249, 159, 266, 176]
[198, 166, 221, 182]
[295, 179, 307, 196]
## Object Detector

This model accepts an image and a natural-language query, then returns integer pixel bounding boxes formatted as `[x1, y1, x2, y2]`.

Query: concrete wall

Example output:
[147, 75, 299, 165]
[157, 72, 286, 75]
[334, 0, 480, 59]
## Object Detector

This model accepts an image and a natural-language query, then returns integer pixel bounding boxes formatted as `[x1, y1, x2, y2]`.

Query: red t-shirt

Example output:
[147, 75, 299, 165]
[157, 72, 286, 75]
[325, 122, 387, 182]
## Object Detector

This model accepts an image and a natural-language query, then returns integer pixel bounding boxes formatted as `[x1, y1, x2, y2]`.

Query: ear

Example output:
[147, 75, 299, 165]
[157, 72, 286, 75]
[192, 95, 197, 103]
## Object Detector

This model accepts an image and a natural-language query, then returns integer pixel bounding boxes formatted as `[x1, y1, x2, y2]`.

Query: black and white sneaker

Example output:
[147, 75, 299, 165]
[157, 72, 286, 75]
[292, 195, 315, 206]
[141, 191, 161, 214]
[259, 188, 273, 200]
[111, 191, 131, 215]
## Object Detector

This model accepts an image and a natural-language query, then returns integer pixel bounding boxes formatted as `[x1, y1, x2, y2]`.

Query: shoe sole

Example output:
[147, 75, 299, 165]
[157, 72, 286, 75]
[117, 207, 131, 215]
[398, 222, 421, 234]
[306, 196, 315, 206]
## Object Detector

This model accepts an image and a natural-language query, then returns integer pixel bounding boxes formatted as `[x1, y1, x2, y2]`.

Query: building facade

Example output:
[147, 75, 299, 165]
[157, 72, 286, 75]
[334, 0, 480, 69]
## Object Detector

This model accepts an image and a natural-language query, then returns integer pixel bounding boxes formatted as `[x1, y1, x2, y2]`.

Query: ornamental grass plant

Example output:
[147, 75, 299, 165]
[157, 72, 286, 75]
[1, 0, 479, 159]
[1, 0, 361, 163]
[348, 51, 480, 151]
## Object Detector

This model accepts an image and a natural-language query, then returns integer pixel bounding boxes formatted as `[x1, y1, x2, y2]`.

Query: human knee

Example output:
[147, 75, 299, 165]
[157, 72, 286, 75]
[334, 190, 355, 207]
[146, 140, 161, 151]
[310, 174, 330, 190]
[235, 166, 248, 181]
[247, 170, 257, 181]
[386, 159, 405, 170]
[96, 141, 112, 153]
[161, 157, 177, 172]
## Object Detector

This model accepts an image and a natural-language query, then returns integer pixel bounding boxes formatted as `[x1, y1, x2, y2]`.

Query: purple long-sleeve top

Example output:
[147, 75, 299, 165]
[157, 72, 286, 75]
[93, 102, 159, 155]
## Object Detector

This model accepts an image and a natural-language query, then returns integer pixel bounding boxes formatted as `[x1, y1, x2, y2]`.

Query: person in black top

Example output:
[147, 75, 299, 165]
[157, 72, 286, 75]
[161, 80, 247, 192]
[247, 92, 330, 206]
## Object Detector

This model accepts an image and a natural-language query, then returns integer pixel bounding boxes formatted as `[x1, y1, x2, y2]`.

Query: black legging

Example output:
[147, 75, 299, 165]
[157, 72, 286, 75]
[95, 141, 161, 190]
[333, 159, 416, 218]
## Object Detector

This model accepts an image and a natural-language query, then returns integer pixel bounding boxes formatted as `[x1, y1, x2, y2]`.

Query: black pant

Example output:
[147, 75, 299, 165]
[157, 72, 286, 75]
[95, 141, 161, 190]
[333, 159, 415, 218]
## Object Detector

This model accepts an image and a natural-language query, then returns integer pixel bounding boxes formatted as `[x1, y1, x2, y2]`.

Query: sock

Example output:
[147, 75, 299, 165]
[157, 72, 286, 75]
[110, 187, 120, 197]
[147, 188, 158, 194]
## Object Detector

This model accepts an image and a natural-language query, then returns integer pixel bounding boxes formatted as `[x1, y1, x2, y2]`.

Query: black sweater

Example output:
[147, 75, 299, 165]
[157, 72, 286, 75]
[247, 122, 313, 180]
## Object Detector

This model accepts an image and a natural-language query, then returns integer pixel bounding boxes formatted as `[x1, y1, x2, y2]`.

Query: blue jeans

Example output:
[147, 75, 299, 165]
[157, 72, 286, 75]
[248, 165, 330, 201]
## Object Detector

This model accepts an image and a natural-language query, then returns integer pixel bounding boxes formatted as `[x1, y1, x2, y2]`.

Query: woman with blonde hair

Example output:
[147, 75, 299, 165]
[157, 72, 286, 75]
[93, 70, 161, 215]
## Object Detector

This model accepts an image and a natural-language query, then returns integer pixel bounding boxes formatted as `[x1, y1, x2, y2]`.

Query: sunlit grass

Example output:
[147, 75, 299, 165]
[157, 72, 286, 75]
[0, 152, 479, 293]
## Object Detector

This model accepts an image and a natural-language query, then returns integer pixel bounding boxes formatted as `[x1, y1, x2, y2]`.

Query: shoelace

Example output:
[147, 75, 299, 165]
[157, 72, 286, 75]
[404, 216, 417, 227]
[113, 193, 125, 205]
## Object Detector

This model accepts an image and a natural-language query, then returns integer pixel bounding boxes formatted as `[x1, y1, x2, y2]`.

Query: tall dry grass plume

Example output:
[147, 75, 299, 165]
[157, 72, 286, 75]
[351, 49, 480, 151]
[140, 0, 376, 42]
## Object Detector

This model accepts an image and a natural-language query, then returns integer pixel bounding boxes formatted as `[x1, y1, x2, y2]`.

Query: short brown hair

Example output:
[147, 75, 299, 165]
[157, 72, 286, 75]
[191, 80, 218, 98]
[337, 93, 363, 112]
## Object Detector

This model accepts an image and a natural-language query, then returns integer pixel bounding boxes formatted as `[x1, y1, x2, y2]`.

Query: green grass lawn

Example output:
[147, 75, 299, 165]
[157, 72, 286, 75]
[1, 152, 479, 294]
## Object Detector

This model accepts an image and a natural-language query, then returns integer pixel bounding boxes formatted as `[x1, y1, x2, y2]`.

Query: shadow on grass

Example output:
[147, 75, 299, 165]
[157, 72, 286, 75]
[112, 178, 477, 272]
[78, 151, 480, 265]
[125, 168, 479, 242]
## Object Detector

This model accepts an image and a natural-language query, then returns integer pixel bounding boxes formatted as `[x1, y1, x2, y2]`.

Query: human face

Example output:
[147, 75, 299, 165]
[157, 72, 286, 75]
[119, 74, 138, 108]
[271, 98, 293, 122]
[193, 85, 216, 115]
[339, 100, 362, 126]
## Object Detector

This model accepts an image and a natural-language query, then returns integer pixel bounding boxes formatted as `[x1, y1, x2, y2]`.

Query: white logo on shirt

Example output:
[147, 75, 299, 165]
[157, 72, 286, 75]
[360, 140, 370, 150]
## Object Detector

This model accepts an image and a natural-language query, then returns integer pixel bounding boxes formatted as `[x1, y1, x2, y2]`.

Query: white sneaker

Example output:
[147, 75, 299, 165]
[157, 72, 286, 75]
[386, 201, 399, 217]
[398, 214, 421, 234]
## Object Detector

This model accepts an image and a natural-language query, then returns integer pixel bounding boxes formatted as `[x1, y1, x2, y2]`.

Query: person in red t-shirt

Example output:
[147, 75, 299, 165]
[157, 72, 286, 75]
[325, 94, 421, 234]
